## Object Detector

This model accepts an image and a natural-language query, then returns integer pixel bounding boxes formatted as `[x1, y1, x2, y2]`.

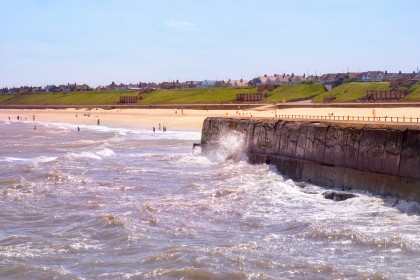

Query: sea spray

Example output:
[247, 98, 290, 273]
[202, 130, 249, 162]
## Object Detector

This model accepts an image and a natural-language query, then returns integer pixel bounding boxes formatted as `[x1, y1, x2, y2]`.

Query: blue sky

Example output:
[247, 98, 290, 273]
[1, 0, 419, 87]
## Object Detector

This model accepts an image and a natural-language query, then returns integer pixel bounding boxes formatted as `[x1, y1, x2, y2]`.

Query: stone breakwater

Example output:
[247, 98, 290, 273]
[201, 118, 420, 201]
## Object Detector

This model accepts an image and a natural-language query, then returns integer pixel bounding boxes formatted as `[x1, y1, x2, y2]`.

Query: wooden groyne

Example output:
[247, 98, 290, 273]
[200, 118, 420, 201]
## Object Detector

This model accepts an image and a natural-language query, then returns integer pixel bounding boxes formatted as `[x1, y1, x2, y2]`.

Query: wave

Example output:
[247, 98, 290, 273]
[65, 147, 115, 160]
[0, 156, 58, 164]
[202, 130, 249, 163]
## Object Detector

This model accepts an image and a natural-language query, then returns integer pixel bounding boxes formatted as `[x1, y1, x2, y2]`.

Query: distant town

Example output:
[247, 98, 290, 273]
[1, 70, 419, 94]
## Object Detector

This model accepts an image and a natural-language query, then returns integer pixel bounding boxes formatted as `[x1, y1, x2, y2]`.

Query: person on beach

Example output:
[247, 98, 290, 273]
[33, 115, 35, 121]
[159, 123, 161, 130]
[77, 126, 80, 132]
[153, 127, 155, 132]
[34, 125, 36, 130]
[17, 115, 19, 120]
[97, 119, 100, 125]
[8, 116, 10, 121]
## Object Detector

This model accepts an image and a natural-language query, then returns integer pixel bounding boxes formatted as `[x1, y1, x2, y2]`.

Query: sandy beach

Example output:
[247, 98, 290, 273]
[1, 106, 420, 130]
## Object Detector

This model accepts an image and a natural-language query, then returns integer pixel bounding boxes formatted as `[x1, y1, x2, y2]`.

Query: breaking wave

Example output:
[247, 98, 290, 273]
[203, 130, 249, 162]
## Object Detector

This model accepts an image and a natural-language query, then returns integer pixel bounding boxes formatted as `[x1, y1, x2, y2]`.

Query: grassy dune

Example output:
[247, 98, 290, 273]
[263, 84, 326, 102]
[1, 82, 419, 105]
[404, 83, 420, 101]
[139, 87, 257, 104]
[0, 91, 138, 105]
[312, 82, 390, 102]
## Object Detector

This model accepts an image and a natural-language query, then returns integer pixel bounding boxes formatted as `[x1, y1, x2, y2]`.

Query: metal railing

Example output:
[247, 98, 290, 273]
[275, 114, 420, 123]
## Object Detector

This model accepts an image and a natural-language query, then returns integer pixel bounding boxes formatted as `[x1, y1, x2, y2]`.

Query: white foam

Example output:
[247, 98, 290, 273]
[96, 148, 115, 157]
[0, 156, 58, 164]
[204, 130, 248, 163]
[65, 147, 115, 160]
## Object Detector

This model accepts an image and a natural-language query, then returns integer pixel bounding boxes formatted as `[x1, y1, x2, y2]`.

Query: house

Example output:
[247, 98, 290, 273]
[160, 81, 176, 89]
[127, 83, 141, 90]
[18, 86, 32, 94]
[290, 74, 305, 84]
[45, 85, 60, 92]
[248, 78, 260, 87]
[75, 84, 91, 91]
[178, 81, 197, 88]
[106, 82, 128, 91]
[266, 75, 278, 85]
[360, 71, 384, 82]
[257, 73, 305, 86]
[31, 86, 44, 92]
[62, 83, 89, 91]
[347, 72, 360, 81]
[106, 82, 117, 91]
[147, 82, 159, 89]
[319, 73, 346, 90]
[319, 73, 339, 84]
[275, 74, 292, 85]
[196, 80, 218, 88]
[228, 79, 249, 87]
[256, 75, 269, 85]
[413, 71, 420, 82]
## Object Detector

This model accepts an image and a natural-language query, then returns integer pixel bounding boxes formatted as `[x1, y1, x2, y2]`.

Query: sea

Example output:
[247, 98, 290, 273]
[0, 119, 419, 280]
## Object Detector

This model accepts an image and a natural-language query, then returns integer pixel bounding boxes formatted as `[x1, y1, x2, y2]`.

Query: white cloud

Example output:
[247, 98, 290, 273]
[164, 20, 197, 31]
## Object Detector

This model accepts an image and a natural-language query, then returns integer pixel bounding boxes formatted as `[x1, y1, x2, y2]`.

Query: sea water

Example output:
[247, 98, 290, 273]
[0, 119, 419, 279]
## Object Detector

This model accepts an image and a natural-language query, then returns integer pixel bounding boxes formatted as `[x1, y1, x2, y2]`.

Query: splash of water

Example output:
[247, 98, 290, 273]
[203, 130, 249, 163]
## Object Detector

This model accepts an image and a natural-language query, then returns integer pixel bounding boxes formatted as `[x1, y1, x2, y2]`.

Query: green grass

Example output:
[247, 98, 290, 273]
[0, 95, 15, 103]
[3, 82, 419, 105]
[262, 84, 326, 102]
[0, 90, 138, 105]
[312, 82, 390, 102]
[139, 87, 257, 104]
[404, 83, 420, 101]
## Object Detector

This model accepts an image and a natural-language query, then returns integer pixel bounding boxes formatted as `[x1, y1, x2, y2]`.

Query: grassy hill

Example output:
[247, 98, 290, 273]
[0, 85, 323, 105]
[404, 83, 420, 101]
[263, 84, 326, 102]
[1, 82, 419, 105]
[0, 90, 138, 105]
[139, 87, 256, 104]
[312, 82, 390, 102]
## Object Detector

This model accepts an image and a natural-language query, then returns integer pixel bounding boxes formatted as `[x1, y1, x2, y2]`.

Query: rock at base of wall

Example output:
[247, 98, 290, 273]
[323, 191, 356, 201]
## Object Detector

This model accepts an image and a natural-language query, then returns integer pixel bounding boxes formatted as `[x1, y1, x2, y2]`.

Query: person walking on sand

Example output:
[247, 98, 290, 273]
[372, 109, 377, 121]
[153, 127, 155, 132]
[77, 126, 80, 132]
[97, 119, 100, 125]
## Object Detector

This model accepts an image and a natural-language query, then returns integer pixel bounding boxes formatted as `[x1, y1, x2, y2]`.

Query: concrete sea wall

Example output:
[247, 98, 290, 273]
[201, 118, 420, 201]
